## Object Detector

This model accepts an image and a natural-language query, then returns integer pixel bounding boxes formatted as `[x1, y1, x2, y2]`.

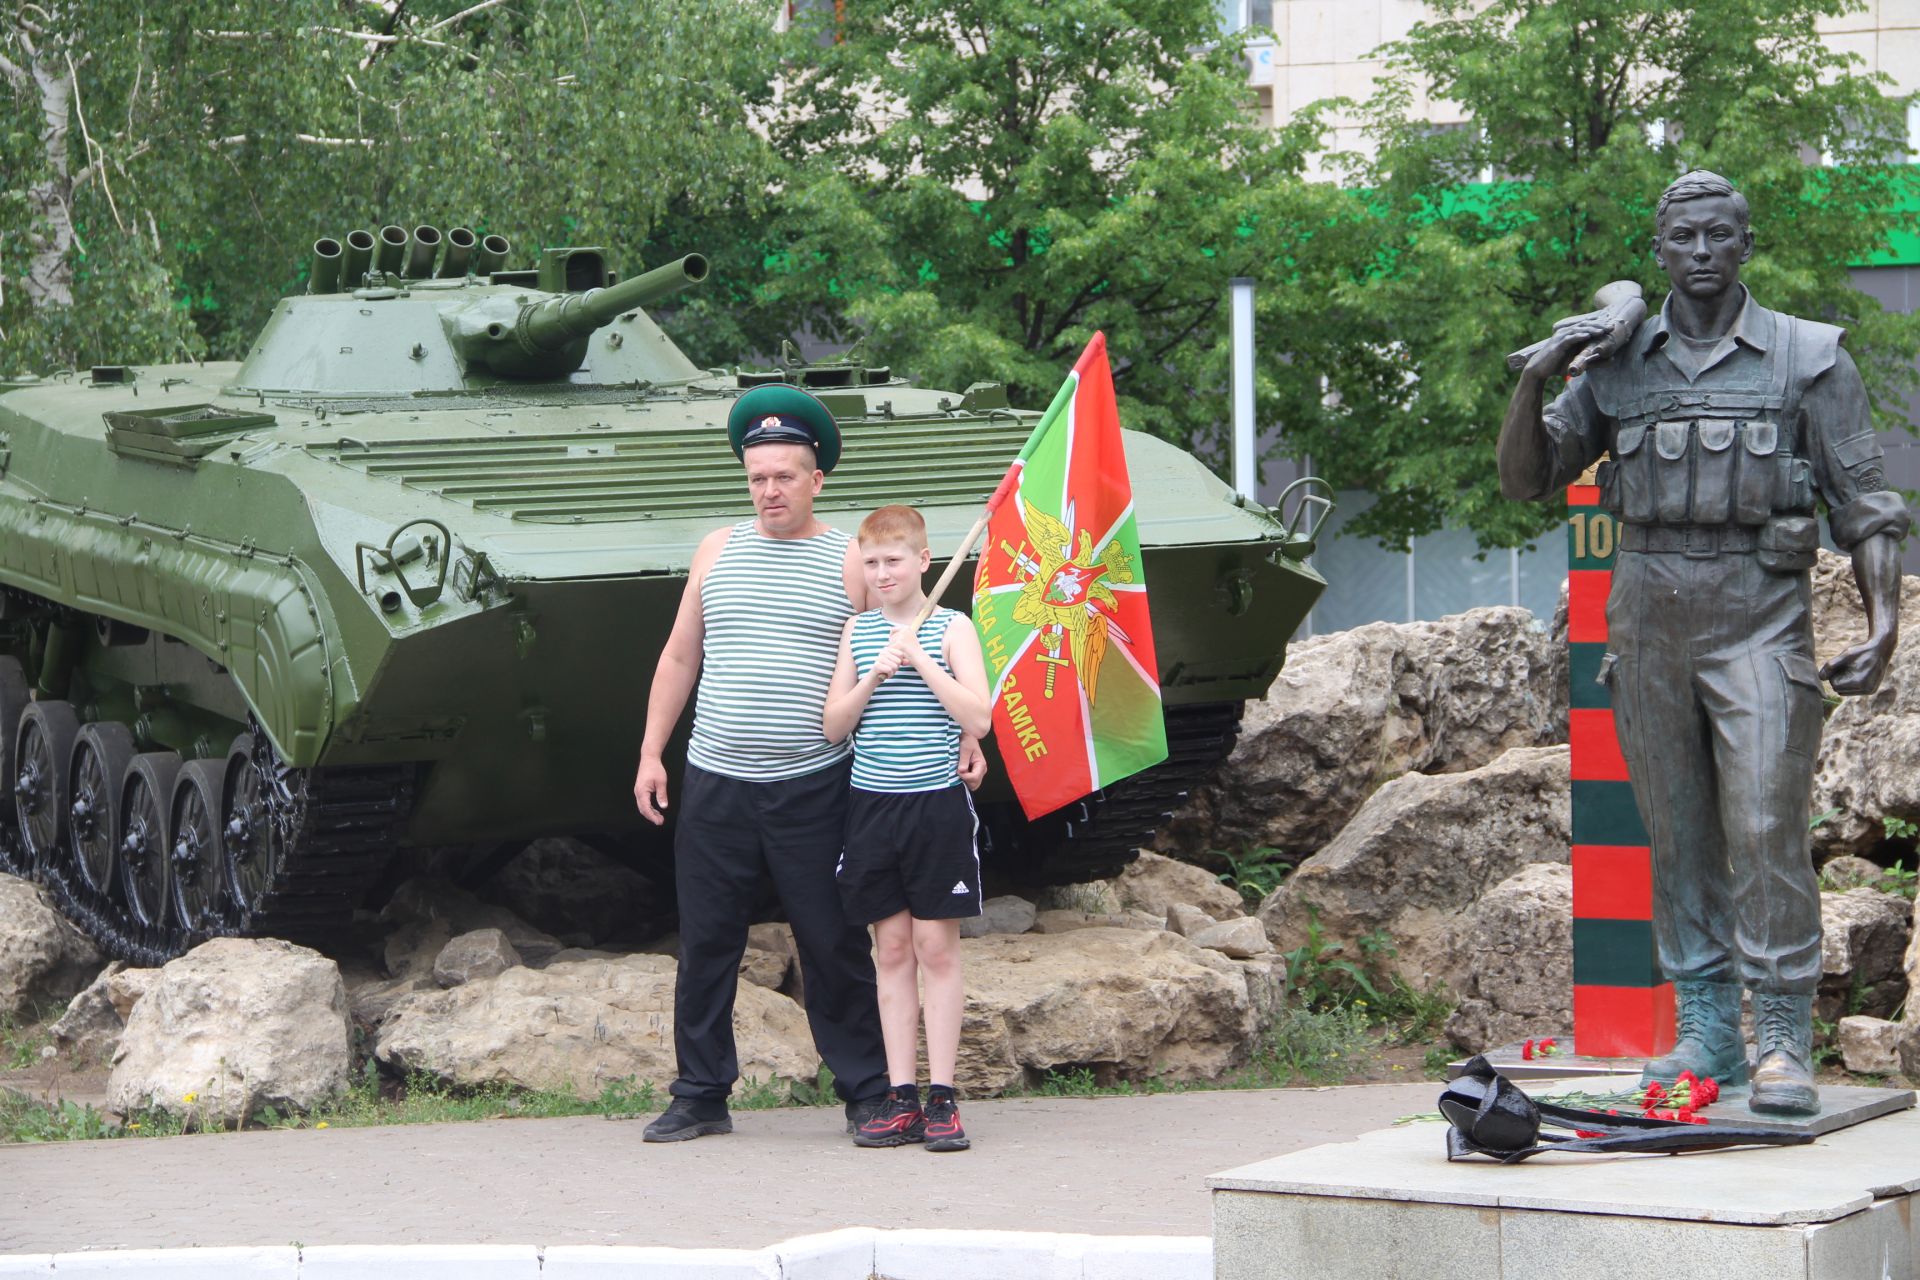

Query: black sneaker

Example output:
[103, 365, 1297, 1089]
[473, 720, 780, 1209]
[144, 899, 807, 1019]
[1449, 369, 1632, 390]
[852, 1089, 926, 1148]
[642, 1098, 732, 1143]
[922, 1091, 969, 1152]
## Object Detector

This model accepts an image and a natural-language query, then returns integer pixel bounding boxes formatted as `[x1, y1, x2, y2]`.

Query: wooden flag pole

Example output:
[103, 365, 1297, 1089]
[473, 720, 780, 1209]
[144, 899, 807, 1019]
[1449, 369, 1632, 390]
[906, 455, 1030, 630]
[911, 507, 997, 630]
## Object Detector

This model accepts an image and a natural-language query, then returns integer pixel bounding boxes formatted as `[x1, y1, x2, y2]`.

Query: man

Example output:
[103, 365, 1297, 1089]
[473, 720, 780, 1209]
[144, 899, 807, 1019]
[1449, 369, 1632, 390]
[633, 383, 981, 1142]
[1497, 171, 1910, 1115]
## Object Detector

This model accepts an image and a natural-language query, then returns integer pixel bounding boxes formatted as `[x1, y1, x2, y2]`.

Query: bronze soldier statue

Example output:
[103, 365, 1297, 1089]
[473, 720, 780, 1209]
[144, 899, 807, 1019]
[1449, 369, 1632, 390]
[1497, 170, 1912, 1115]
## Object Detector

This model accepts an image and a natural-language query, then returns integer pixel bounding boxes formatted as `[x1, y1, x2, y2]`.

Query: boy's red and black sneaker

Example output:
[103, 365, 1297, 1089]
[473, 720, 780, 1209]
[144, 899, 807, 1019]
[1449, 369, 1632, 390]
[852, 1088, 925, 1148]
[922, 1089, 969, 1152]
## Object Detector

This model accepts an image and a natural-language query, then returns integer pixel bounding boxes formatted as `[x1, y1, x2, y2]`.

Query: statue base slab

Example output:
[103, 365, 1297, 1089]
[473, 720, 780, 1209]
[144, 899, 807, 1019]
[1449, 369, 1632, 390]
[1211, 1075, 1920, 1280]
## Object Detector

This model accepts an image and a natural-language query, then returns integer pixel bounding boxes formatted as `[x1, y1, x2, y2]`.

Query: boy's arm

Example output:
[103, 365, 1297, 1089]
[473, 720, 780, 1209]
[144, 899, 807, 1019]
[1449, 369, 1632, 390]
[908, 615, 992, 738]
[824, 617, 892, 743]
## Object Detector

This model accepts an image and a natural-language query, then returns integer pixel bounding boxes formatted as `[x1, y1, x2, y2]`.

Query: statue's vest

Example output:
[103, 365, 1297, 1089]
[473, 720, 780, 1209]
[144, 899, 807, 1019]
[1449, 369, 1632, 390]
[1588, 310, 1842, 573]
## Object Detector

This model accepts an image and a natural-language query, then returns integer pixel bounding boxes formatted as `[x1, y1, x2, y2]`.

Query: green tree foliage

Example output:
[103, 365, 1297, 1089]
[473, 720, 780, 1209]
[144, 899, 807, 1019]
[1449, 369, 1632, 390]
[746, 0, 1348, 468]
[1, 1, 781, 370]
[1280, 0, 1920, 549]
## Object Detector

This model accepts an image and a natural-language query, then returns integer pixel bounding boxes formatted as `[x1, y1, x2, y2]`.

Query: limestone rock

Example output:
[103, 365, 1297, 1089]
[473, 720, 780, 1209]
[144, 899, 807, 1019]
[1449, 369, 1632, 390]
[375, 954, 819, 1100]
[1030, 908, 1163, 935]
[953, 929, 1256, 1094]
[957, 895, 1037, 939]
[1809, 551, 1920, 860]
[1162, 607, 1566, 861]
[1838, 1016, 1909, 1076]
[105, 967, 158, 1021]
[108, 939, 350, 1125]
[1259, 745, 1571, 992]
[743, 922, 801, 1000]
[433, 928, 521, 988]
[1165, 903, 1217, 939]
[1238, 955, 1289, 1027]
[738, 947, 788, 990]
[347, 974, 434, 1032]
[1189, 916, 1272, 959]
[1816, 889, 1911, 1026]
[49, 962, 127, 1065]
[477, 838, 665, 948]
[1819, 856, 1890, 892]
[1112, 852, 1245, 921]
[0, 874, 103, 1017]
[379, 878, 563, 975]
[1442, 864, 1573, 1054]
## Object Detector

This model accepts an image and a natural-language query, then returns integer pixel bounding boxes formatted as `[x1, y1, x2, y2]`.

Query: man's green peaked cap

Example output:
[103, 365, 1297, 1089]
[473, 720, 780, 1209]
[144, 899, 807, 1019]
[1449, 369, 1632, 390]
[727, 384, 842, 473]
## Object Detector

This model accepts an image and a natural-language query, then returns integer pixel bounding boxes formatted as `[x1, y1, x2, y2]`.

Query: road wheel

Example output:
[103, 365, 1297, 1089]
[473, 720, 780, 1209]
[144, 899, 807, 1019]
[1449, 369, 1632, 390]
[16, 700, 80, 880]
[169, 758, 227, 934]
[119, 752, 182, 930]
[68, 722, 136, 896]
[221, 732, 292, 918]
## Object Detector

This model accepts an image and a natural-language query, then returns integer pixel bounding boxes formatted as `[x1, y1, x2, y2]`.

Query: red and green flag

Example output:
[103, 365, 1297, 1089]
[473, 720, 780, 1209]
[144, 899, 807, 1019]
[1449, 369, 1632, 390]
[971, 332, 1167, 819]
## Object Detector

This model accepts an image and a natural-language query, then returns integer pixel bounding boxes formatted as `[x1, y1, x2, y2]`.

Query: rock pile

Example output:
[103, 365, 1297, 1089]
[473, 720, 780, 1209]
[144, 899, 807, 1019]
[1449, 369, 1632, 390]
[1161, 607, 1565, 863]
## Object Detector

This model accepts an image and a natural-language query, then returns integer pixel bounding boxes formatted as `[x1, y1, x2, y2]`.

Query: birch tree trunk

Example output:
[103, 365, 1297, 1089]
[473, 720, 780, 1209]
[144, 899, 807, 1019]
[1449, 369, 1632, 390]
[1, 14, 80, 309]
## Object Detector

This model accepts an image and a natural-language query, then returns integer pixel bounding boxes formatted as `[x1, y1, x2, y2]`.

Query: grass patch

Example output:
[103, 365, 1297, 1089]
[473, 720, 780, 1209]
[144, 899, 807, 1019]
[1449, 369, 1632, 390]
[1242, 1005, 1378, 1085]
[1, 1008, 54, 1071]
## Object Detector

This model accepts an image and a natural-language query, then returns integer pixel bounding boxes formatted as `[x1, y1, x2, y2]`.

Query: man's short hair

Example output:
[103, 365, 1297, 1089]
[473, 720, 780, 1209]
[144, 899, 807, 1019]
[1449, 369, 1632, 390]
[1656, 170, 1750, 232]
[858, 504, 928, 551]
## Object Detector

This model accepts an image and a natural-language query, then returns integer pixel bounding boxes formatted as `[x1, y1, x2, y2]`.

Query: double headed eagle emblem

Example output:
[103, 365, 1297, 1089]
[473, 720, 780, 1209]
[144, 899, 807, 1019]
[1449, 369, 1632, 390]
[1008, 500, 1136, 704]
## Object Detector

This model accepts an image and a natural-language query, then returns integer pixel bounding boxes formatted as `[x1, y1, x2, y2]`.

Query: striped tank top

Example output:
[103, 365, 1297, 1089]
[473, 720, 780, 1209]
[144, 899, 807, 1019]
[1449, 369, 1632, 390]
[687, 521, 855, 782]
[849, 607, 963, 793]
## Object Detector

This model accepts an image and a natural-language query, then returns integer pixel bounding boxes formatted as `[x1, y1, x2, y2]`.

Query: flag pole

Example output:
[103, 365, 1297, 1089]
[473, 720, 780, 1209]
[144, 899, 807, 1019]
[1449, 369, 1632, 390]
[910, 465, 1021, 629]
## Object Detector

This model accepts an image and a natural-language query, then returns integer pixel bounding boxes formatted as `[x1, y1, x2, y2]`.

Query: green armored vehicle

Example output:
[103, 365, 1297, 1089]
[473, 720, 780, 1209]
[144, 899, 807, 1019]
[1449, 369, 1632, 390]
[0, 225, 1328, 963]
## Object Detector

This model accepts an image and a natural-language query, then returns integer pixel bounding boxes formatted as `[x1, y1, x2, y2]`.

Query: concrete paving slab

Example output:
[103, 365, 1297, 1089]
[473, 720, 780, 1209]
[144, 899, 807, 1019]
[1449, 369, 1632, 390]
[0, 1082, 1436, 1255]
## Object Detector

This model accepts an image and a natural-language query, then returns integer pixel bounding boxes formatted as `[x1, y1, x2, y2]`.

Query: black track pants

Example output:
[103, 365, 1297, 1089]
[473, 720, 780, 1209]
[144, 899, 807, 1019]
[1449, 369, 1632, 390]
[668, 760, 887, 1105]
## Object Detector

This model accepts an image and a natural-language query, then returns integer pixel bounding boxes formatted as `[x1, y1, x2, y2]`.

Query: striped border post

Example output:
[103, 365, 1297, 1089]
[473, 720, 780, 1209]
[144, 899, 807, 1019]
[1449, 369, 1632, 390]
[1566, 483, 1676, 1059]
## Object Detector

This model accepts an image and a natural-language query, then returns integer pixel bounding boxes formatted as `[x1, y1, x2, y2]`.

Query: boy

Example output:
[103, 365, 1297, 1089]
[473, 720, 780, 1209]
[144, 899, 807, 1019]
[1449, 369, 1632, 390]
[824, 504, 993, 1152]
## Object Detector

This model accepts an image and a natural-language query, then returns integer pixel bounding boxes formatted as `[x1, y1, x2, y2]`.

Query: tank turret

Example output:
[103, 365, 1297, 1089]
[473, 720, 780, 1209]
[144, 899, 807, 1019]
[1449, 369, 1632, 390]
[232, 230, 711, 397]
[449, 253, 710, 378]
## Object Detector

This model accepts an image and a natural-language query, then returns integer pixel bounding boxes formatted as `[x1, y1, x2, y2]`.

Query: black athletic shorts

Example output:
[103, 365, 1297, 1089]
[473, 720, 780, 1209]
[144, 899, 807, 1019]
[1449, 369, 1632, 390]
[837, 784, 983, 925]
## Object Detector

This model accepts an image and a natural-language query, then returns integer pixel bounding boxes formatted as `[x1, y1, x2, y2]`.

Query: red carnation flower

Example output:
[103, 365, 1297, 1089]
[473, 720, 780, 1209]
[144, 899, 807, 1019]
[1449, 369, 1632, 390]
[1522, 1039, 1535, 1061]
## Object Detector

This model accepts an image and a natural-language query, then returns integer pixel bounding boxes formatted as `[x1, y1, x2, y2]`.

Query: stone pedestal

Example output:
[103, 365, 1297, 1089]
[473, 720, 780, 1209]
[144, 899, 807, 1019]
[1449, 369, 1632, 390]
[1211, 1078, 1919, 1280]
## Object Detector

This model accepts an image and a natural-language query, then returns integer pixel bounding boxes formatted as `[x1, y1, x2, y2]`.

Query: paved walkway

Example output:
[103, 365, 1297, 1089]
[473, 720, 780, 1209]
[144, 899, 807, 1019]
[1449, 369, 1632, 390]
[0, 1082, 1437, 1254]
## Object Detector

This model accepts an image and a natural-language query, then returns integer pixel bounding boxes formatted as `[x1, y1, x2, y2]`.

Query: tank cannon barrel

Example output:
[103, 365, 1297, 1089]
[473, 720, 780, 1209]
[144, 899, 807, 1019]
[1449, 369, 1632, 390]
[453, 252, 709, 378]
[518, 254, 710, 353]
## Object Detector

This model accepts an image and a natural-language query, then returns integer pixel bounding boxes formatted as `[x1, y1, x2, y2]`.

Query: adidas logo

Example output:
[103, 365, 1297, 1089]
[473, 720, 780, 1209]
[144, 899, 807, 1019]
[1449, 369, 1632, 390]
[950, 880, 969, 895]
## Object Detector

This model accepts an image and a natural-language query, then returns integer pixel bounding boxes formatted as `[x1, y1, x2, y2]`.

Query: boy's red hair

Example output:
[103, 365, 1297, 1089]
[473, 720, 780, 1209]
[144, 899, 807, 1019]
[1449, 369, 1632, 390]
[857, 504, 928, 551]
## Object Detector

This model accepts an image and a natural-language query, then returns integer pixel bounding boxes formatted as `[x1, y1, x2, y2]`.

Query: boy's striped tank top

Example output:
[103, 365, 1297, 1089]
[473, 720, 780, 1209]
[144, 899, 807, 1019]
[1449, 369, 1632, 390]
[849, 607, 963, 793]
[687, 521, 854, 782]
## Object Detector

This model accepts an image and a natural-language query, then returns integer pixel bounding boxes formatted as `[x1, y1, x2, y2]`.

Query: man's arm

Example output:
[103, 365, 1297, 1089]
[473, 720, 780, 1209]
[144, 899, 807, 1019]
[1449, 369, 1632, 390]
[843, 538, 875, 611]
[1804, 348, 1912, 696]
[634, 527, 729, 824]
[1497, 320, 1611, 502]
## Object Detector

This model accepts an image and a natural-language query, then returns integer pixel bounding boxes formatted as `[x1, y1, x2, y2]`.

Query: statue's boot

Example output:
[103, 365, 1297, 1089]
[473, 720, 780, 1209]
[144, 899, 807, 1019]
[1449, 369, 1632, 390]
[1749, 992, 1820, 1116]
[1640, 980, 1747, 1088]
